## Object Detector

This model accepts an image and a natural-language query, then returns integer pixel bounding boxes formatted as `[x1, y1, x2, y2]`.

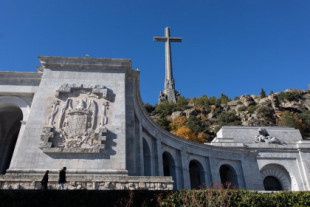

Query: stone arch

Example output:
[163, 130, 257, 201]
[219, 164, 239, 189]
[260, 164, 291, 191]
[0, 96, 29, 121]
[189, 159, 205, 189]
[0, 104, 23, 174]
[162, 151, 177, 189]
[143, 138, 151, 176]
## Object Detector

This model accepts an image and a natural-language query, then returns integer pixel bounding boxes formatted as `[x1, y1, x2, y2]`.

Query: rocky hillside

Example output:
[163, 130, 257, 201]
[144, 89, 310, 143]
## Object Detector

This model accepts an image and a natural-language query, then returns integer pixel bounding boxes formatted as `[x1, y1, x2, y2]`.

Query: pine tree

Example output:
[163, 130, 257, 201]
[260, 88, 266, 98]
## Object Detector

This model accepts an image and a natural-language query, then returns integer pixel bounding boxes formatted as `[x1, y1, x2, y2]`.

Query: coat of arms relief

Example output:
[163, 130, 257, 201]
[40, 83, 111, 153]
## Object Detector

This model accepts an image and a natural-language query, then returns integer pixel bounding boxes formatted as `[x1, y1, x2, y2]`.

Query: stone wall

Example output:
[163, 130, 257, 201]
[0, 175, 173, 190]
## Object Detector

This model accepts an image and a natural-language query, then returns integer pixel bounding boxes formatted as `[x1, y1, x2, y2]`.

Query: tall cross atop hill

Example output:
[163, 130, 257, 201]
[154, 27, 182, 103]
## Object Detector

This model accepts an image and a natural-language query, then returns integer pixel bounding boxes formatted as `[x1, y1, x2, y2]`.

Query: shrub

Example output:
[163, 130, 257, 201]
[144, 103, 154, 113]
[176, 96, 189, 111]
[213, 107, 222, 117]
[277, 92, 302, 102]
[237, 105, 247, 112]
[1, 189, 310, 207]
[246, 105, 257, 114]
[278, 111, 298, 128]
[0, 190, 170, 207]
[162, 189, 233, 207]
[218, 112, 242, 126]
[297, 111, 310, 138]
[187, 115, 204, 133]
[156, 113, 170, 131]
[162, 190, 310, 207]
[197, 132, 210, 143]
[298, 111, 310, 126]
[276, 111, 310, 139]
[171, 125, 197, 141]
[170, 116, 187, 131]
[257, 106, 274, 121]
[155, 101, 176, 116]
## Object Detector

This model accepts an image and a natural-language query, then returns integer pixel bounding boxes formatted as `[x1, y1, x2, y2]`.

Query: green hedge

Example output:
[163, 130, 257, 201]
[0, 190, 169, 207]
[162, 190, 310, 207]
[1, 190, 310, 207]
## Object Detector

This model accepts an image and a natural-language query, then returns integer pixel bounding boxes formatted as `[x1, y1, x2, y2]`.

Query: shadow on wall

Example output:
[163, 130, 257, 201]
[0, 105, 23, 174]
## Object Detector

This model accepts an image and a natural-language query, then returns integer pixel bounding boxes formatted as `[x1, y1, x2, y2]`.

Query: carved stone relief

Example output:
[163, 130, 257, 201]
[40, 84, 111, 153]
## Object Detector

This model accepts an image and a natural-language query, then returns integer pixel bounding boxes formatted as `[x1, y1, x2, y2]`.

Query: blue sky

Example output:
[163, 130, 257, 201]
[0, 1, 310, 105]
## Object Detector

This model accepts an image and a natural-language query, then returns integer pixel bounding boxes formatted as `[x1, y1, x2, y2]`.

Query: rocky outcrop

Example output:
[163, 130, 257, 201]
[151, 89, 310, 141]
[240, 95, 255, 107]
[269, 94, 280, 111]
[171, 111, 183, 120]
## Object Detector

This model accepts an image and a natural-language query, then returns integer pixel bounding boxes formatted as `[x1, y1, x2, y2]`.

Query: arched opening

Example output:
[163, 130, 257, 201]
[143, 139, 151, 176]
[264, 176, 282, 191]
[219, 164, 239, 189]
[0, 105, 23, 174]
[162, 152, 177, 189]
[189, 160, 205, 189]
[260, 164, 291, 191]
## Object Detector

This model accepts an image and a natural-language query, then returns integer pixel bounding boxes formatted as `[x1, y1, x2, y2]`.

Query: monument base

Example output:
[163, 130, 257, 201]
[0, 173, 173, 190]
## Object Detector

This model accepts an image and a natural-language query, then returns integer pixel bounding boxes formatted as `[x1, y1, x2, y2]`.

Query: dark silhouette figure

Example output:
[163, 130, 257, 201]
[58, 167, 67, 190]
[41, 170, 49, 190]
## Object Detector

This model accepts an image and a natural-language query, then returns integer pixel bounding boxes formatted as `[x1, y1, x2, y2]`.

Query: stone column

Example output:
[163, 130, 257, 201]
[180, 150, 190, 189]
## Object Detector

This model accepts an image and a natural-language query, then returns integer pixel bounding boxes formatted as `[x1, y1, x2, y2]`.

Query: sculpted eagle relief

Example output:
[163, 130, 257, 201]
[40, 84, 110, 152]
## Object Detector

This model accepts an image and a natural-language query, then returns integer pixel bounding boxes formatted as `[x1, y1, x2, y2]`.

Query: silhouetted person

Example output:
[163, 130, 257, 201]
[41, 170, 49, 190]
[57, 167, 67, 190]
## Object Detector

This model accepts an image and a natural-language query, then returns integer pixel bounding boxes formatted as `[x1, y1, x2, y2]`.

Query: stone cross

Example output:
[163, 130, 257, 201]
[154, 27, 182, 103]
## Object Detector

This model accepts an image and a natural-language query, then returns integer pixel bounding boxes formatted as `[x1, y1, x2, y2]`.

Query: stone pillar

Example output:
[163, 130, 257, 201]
[137, 117, 143, 176]
[155, 133, 163, 176]
[209, 157, 221, 188]
[180, 150, 190, 189]
[298, 148, 310, 190]
[204, 157, 213, 188]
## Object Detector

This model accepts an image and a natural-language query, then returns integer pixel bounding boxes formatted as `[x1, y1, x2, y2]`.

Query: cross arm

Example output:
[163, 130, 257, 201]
[154, 37, 168, 42]
[154, 37, 182, 42]
[169, 37, 182, 42]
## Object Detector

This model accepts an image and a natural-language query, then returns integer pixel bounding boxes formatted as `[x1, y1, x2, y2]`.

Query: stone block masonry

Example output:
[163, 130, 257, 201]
[0, 174, 173, 190]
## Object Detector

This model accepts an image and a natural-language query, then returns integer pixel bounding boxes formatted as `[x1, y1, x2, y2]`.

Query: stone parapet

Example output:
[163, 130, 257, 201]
[0, 174, 173, 190]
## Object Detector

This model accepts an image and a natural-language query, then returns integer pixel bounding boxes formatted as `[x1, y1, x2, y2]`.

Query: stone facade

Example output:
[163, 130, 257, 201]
[0, 56, 310, 191]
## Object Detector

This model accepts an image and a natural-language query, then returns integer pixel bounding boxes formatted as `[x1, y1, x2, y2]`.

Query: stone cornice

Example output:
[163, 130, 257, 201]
[0, 71, 41, 86]
[38, 56, 132, 72]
